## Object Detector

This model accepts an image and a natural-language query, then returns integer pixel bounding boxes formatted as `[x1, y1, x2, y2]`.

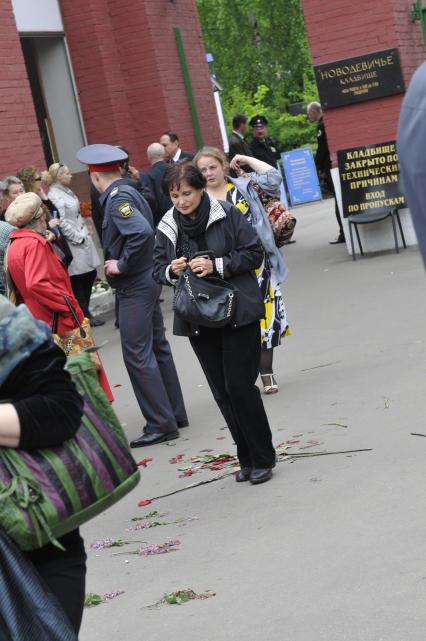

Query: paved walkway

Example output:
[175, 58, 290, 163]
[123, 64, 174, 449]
[81, 199, 426, 641]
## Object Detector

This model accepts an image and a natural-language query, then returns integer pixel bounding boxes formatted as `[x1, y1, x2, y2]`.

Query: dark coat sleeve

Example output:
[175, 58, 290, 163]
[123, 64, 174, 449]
[1, 339, 84, 450]
[108, 194, 154, 274]
[315, 120, 331, 172]
[220, 205, 263, 278]
[153, 230, 175, 286]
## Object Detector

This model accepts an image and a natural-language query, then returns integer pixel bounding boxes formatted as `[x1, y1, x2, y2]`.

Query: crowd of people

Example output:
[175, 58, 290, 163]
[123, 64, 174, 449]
[1, 115, 343, 635]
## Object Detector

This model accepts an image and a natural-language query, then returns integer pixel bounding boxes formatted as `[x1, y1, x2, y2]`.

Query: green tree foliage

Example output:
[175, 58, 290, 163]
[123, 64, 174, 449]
[196, 0, 319, 151]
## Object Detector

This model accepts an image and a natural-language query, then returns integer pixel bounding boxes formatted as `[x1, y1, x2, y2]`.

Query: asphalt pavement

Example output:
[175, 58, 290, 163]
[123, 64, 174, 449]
[80, 198, 426, 641]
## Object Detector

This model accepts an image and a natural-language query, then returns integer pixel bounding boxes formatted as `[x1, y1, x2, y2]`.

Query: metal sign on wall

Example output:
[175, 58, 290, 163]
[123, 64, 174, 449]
[314, 49, 405, 109]
[337, 141, 406, 218]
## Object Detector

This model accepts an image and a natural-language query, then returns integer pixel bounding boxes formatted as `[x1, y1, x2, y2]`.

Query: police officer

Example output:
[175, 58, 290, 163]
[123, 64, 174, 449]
[77, 144, 188, 447]
[249, 115, 280, 167]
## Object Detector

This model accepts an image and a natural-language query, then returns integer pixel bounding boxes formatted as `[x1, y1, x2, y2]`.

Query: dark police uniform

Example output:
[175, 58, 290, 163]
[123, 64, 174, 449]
[100, 181, 187, 440]
[249, 115, 280, 166]
[77, 144, 187, 446]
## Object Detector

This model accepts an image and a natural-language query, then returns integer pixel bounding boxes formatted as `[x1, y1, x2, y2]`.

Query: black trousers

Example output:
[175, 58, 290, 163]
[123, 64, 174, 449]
[27, 529, 86, 633]
[70, 269, 97, 318]
[190, 322, 276, 469]
[117, 281, 187, 434]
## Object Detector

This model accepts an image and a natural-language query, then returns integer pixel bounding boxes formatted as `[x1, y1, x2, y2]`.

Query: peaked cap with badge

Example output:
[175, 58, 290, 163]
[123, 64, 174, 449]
[249, 114, 268, 127]
[76, 144, 128, 173]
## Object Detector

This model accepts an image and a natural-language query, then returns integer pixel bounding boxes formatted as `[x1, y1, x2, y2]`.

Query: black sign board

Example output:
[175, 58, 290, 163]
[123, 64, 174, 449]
[337, 141, 406, 218]
[314, 49, 405, 109]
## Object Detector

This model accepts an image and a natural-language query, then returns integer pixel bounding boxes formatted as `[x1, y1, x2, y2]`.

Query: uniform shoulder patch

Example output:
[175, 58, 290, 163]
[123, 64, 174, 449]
[118, 202, 133, 217]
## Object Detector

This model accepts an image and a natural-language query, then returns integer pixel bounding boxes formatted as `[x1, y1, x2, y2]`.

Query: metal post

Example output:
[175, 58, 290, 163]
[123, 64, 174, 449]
[174, 27, 204, 149]
[411, 1, 426, 47]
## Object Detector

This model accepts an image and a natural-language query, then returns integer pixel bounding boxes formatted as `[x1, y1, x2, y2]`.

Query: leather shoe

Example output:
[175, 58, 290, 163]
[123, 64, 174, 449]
[90, 316, 105, 327]
[329, 234, 345, 244]
[130, 431, 179, 448]
[235, 467, 252, 482]
[177, 420, 189, 428]
[250, 468, 273, 484]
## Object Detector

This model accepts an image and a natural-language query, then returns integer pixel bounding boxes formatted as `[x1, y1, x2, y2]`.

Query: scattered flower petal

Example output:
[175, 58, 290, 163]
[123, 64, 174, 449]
[137, 458, 153, 467]
[169, 454, 185, 464]
[138, 499, 152, 507]
[102, 590, 125, 603]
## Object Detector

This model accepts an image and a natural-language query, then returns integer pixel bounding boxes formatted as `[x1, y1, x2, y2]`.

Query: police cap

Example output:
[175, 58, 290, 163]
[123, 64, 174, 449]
[249, 114, 268, 127]
[76, 144, 128, 172]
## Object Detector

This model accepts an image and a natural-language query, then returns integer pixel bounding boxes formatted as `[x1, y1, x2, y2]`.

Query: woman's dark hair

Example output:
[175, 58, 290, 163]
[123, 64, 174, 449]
[162, 160, 206, 194]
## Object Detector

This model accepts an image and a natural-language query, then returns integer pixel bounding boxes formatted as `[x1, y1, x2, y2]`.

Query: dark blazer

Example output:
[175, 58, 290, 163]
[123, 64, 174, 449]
[315, 118, 331, 173]
[153, 196, 264, 336]
[228, 132, 253, 163]
[147, 160, 173, 226]
[178, 150, 194, 161]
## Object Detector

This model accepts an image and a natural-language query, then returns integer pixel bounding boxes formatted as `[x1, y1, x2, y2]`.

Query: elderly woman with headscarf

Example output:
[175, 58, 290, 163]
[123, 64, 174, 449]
[5, 193, 113, 401]
[5, 192, 84, 332]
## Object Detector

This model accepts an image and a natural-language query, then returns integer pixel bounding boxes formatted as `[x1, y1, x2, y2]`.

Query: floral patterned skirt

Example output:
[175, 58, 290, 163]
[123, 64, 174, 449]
[257, 254, 290, 350]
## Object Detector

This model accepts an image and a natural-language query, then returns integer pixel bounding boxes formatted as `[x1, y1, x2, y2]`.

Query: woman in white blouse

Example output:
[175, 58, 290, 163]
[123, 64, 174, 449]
[42, 163, 103, 326]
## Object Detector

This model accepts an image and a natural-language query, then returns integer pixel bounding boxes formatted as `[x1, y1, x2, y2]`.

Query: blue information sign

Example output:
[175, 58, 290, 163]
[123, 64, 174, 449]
[281, 147, 322, 206]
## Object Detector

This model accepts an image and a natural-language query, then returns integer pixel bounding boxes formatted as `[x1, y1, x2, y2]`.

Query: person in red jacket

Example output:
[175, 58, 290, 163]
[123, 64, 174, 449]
[5, 192, 83, 331]
[5, 192, 113, 401]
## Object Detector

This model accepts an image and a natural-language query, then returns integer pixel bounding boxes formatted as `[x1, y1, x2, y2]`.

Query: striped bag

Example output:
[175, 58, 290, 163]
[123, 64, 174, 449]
[0, 352, 140, 551]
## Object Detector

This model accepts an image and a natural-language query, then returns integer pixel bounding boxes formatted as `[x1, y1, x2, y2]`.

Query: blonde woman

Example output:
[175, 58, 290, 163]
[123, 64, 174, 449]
[42, 163, 102, 326]
[194, 147, 289, 394]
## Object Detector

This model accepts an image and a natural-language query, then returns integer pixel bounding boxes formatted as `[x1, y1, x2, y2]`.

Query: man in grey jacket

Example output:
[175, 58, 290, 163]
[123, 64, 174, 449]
[397, 62, 426, 268]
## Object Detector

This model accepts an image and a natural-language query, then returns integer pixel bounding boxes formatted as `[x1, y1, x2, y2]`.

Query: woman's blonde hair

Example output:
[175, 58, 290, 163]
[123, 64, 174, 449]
[41, 163, 66, 186]
[16, 166, 38, 192]
[193, 146, 229, 174]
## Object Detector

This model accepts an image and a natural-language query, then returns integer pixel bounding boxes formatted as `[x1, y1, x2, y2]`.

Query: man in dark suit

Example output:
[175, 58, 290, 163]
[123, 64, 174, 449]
[249, 115, 280, 167]
[228, 114, 253, 162]
[159, 131, 194, 163]
[307, 102, 345, 244]
[146, 142, 173, 226]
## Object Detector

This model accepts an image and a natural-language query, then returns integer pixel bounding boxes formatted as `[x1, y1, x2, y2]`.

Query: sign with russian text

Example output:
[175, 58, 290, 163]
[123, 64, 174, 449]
[337, 141, 405, 218]
[281, 148, 322, 206]
[314, 49, 405, 109]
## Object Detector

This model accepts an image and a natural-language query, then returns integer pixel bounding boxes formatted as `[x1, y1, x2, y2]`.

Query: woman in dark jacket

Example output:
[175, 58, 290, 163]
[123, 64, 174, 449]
[153, 162, 276, 484]
[0, 295, 86, 633]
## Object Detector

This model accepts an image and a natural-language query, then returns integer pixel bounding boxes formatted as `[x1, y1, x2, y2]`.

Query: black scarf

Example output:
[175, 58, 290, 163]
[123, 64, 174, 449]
[174, 191, 210, 258]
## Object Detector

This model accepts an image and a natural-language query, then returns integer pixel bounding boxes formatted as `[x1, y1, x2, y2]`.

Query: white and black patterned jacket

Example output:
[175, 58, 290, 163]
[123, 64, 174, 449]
[153, 195, 265, 336]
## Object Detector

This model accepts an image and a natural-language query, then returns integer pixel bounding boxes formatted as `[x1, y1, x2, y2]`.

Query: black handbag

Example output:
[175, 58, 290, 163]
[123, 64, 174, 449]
[173, 267, 236, 328]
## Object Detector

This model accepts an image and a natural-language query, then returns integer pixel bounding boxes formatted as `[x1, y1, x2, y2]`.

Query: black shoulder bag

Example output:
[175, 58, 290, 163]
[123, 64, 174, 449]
[173, 254, 236, 328]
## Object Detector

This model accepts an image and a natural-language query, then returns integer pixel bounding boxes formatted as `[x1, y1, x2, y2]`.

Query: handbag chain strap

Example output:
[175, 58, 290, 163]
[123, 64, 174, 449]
[184, 272, 234, 319]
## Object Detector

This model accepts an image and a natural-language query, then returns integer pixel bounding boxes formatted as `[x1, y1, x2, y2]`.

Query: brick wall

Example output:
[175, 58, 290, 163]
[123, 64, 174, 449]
[61, 0, 221, 170]
[0, 3, 45, 178]
[301, 0, 425, 160]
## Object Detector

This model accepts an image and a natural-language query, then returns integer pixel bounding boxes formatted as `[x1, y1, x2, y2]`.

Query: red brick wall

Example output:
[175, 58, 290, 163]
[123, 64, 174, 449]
[0, 3, 45, 177]
[61, 0, 221, 170]
[301, 0, 425, 161]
